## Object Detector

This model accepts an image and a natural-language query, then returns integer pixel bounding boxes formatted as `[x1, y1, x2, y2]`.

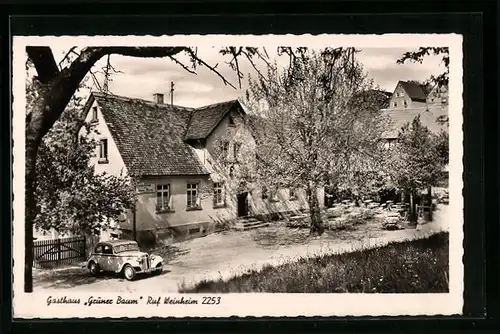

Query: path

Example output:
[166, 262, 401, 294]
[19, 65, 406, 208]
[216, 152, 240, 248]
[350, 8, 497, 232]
[33, 205, 449, 294]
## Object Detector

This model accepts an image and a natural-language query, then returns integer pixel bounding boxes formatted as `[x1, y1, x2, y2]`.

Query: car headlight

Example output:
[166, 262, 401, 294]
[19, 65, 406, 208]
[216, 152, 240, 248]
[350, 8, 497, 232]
[151, 255, 156, 260]
[136, 256, 143, 262]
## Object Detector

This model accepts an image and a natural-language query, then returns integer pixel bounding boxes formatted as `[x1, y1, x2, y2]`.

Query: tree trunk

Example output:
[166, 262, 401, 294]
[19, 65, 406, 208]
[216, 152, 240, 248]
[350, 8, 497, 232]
[306, 182, 324, 236]
[24, 89, 51, 292]
[427, 185, 433, 221]
[25, 136, 40, 292]
[408, 189, 417, 223]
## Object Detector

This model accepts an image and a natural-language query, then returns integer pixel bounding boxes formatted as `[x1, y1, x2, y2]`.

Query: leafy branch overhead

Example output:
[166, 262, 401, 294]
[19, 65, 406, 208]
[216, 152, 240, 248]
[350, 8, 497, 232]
[397, 47, 449, 87]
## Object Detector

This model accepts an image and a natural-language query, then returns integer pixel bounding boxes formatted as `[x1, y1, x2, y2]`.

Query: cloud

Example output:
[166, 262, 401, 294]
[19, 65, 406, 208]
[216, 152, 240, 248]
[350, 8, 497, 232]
[357, 47, 446, 91]
[84, 46, 447, 107]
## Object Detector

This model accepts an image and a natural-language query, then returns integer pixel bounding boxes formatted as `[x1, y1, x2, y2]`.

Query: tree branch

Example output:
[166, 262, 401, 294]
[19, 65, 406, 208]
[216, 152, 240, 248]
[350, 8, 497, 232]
[26, 46, 60, 84]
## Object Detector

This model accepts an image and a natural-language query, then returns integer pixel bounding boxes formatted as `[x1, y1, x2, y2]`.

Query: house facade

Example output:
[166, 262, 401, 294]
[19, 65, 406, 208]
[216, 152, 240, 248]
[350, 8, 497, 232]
[380, 81, 449, 189]
[381, 81, 449, 142]
[80, 92, 321, 244]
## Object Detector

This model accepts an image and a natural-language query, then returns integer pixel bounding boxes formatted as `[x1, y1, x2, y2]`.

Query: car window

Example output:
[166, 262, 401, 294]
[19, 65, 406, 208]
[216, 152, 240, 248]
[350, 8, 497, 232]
[102, 245, 113, 255]
[114, 243, 140, 253]
[94, 245, 103, 254]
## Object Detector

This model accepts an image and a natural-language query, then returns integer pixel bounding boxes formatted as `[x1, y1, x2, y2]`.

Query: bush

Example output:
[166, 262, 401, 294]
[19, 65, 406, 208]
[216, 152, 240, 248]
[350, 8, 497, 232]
[179, 232, 449, 293]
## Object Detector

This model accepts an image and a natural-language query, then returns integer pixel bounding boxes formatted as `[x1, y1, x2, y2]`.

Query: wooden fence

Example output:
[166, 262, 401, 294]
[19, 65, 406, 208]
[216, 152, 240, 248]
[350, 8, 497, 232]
[33, 235, 87, 269]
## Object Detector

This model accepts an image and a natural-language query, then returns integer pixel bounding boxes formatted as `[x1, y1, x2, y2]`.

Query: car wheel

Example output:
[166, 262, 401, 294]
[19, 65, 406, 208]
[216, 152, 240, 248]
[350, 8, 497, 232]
[89, 261, 99, 276]
[154, 266, 163, 276]
[123, 264, 136, 281]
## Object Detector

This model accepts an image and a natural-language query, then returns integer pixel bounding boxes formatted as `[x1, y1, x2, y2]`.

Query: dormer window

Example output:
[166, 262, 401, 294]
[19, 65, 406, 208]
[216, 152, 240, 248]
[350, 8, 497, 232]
[228, 115, 236, 126]
[233, 143, 241, 161]
[91, 106, 98, 123]
[221, 141, 229, 160]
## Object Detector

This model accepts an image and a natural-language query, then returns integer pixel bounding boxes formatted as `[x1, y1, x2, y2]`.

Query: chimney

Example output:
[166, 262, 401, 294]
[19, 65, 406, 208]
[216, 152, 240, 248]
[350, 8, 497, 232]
[170, 81, 175, 106]
[153, 93, 164, 104]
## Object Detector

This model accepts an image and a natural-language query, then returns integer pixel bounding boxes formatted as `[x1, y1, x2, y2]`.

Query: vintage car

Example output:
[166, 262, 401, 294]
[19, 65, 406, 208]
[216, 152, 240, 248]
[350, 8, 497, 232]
[87, 240, 163, 281]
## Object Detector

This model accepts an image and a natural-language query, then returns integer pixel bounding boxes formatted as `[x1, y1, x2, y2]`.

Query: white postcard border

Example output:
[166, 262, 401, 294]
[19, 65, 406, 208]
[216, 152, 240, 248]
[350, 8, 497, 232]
[12, 33, 464, 318]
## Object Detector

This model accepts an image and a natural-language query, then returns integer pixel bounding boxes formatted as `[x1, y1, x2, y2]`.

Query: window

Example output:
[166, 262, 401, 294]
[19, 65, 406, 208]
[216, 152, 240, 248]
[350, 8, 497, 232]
[261, 187, 268, 199]
[115, 243, 139, 253]
[228, 115, 236, 126]
[213, 182, 225, 207]
[404, 100, 408, 108]
[221, 141, 229, 160]
[91, 106, 98, 122]
[441, 97, 447, 104]
[102, 245, 113, 255]
[187, 183, 200, 209]
[289, 188, 297, 200]
[156, 184, 171, 211]
[233, 143, 241, 161]
[98, 139, 108, 162]
[94, 245, 103, 254]
[229, 166, 235, 179]
[393, 102, 397, 107]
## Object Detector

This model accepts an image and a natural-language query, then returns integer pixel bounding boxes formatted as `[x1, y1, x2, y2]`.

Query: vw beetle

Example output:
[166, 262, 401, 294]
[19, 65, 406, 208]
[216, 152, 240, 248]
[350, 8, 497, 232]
[87, 240, 163, 281]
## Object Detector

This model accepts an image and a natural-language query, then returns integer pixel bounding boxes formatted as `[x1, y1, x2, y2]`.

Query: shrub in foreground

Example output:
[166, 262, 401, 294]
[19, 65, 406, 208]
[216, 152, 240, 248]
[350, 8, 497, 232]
[179, 232, 449, 293]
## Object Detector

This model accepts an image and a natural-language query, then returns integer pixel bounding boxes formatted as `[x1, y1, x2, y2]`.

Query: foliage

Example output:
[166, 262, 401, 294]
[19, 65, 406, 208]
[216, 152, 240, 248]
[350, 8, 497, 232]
[179, 232, 449, 293]
[241, 48, 386, 233]
[27, 54, 135, 236]
[386, 116, 449, 191]
[34, 107, 135, 236]
[397, 47, 449, 88]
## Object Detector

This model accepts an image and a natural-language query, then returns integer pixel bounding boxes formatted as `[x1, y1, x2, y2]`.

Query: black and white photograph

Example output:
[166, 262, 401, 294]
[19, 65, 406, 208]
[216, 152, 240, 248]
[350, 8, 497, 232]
[12, 34, 463, 318]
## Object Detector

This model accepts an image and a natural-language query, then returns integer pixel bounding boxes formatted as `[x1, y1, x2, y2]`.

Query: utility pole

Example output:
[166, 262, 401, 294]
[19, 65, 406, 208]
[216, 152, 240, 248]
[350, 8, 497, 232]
[170, 81, 175, 106]
[132, 202, 137, 242]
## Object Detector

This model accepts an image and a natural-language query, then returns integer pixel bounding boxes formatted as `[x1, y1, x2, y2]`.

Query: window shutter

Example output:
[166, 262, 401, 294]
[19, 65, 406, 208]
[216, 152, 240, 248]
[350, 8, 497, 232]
[168, 190, 173, 209]
[212, 183, 217, 206]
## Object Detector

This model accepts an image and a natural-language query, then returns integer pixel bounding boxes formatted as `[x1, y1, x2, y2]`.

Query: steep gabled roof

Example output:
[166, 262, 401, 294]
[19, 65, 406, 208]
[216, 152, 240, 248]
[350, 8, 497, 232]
[184, 100, 241, 140]
[380, 106, 448, 139]
[398, 81, 431, 102]
[87, 92, 209, 176]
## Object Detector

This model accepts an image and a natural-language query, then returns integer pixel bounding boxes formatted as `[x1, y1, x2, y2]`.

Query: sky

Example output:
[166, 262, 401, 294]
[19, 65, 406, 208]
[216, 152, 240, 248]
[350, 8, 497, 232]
[48, 46, 446, 108]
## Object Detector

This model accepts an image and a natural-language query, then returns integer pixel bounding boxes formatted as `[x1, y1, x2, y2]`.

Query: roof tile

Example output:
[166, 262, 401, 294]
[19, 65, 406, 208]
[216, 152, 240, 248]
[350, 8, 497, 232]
[381, 106, 448, 139]
[93, 92, 209, 176]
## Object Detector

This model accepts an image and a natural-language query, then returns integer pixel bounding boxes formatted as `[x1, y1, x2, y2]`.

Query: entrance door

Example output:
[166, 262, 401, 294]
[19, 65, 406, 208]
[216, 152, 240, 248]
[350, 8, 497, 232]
[237, 192, 249, 217]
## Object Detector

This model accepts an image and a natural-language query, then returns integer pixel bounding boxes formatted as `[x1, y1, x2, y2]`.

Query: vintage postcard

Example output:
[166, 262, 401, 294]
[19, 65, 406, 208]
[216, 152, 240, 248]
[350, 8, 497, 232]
[12, 34, 463, 318]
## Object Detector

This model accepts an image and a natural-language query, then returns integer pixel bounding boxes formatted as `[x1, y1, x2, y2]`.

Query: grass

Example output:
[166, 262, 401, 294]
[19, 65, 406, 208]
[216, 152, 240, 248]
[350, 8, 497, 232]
[179, 232, 449, 293]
